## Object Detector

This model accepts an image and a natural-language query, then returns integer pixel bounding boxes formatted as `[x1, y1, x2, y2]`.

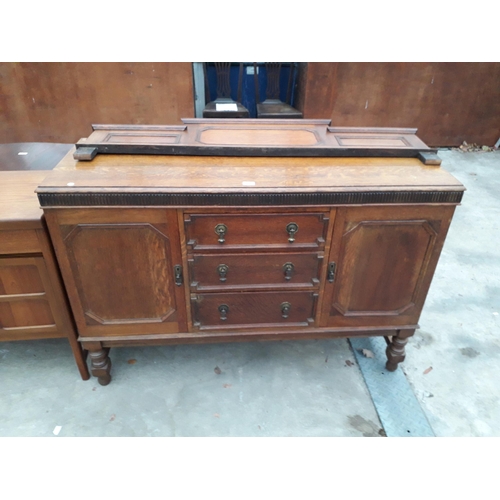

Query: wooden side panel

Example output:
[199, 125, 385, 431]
[0, 62, 194, 143]
[322, 205, 455, 328]
[45, 209, 187, 337]
[300, 62, 500, 146]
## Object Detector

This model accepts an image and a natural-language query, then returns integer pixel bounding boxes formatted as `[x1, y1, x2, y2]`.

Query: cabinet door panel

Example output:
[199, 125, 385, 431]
[322, 206, 455, 327]
[46, 209, 187, 336]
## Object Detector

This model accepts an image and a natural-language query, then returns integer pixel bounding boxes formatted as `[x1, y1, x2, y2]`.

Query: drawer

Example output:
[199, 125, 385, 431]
[185, 212, 329, 251]
[0, 299, 55, 329]
[189, 252, 323, 291]
[191, 291, 317, 329]
[0, 256, 46, 294]
[0, 229, 41, 255]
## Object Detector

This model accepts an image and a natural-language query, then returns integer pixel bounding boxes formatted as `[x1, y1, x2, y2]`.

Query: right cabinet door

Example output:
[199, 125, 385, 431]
[321, 205, 455, 328]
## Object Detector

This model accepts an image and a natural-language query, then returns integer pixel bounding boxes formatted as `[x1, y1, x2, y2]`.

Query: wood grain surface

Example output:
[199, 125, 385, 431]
[296, 63, 500, 146]
[37, 150, 463, 193]
[0, 171, 47, 226]
[0, 63, 194, 143]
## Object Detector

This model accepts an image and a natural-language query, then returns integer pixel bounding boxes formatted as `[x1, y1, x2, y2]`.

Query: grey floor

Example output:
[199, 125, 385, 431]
[401, 149, 500, 437]
[0, 149, 498, 437]
[0, 339, 382, 437]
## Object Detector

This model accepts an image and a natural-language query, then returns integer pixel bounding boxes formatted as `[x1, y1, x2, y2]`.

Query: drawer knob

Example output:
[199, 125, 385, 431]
[214, 224, 228, 244]
[218, 304, 229, 321]
[217, 264, 229, 282]
[281, 301, 291, 319]
[286, 222, 299, 243]
[283, 262, 295, 281]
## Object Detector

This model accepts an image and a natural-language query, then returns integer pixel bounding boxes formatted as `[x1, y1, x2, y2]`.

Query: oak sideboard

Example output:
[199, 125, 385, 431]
[36, 119, 465, 385]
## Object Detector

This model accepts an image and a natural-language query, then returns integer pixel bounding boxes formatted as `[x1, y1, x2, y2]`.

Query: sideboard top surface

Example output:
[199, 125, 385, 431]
[37, 148, 464, 195]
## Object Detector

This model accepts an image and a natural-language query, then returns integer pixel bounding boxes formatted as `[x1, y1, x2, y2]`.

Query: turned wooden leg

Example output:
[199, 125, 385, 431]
[386, 329, 413, 372]
[89, 348, 112, 386]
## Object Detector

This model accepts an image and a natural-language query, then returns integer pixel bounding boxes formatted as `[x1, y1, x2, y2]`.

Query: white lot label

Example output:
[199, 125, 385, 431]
[216, 103, 238, 111]
[242, 181, 256, 186]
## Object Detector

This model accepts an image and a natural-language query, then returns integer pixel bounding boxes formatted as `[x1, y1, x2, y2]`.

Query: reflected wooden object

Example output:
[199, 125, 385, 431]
[202, 63, 249, 119]
[254, 62, 303, 119]
[0, 143, 72, 171]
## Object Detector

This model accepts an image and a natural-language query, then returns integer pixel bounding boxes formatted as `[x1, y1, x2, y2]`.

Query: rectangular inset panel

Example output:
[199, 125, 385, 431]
[335, 136, 410, 147]
[0, 259, 45, 295]
[198, 128, 319, 146]
[103, 133, 180, 144]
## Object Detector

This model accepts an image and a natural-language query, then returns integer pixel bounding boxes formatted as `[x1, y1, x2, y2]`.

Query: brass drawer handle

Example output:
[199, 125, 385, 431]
[281, 302, 291, 319]
[283, 262, 295, 281]
[286, 222, 299, 243]
[217, 264, 229, 282]
[218, 304, 229, 321]
[214, 224, 227, 244]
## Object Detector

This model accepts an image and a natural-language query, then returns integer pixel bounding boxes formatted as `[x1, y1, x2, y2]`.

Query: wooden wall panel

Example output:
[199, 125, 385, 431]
[0, 63, 194, 143]
[296, 63, 500, 147]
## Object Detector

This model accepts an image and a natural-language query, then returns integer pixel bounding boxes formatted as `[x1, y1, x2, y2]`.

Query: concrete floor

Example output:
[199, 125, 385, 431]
[401, 149, 500, 436]
[0, 149, 498, 437]
[0, 338, 382, 437]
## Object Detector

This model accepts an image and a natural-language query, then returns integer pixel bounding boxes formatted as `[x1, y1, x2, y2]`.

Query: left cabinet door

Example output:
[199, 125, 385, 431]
[45, 208, 188, 337]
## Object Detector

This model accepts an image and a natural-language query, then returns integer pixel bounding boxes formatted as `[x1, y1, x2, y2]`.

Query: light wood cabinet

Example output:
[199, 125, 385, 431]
[0, 172, 89, 380]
